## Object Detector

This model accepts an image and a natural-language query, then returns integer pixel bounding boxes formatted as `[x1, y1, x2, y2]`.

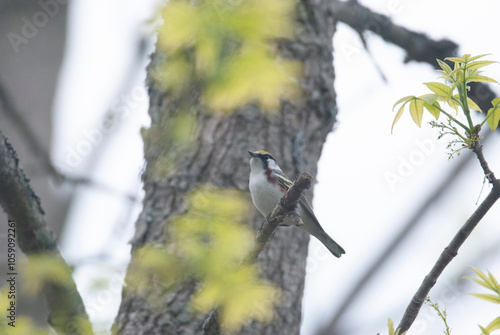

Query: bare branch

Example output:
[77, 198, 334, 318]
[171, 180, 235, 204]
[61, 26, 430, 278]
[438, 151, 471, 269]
[329, 0, 498, 114]
[0, 133, 93, 335]
[202, 173, 312, 335]
[329, 0, 458, 65]
[472, 142, 497, 183]
[316, 148, 477, 334]
[316, 2, 500, 332]
[396, 147, 500, 334]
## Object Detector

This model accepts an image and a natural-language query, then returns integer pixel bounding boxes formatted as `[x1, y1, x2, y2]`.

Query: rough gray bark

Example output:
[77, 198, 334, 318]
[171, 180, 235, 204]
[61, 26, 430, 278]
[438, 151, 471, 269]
[113, 0, 338, 334]
[0, 133, 92, 335]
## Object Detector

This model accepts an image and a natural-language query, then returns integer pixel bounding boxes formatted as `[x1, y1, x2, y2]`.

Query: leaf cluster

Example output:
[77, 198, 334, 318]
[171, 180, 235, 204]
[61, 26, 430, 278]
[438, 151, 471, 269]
[127, 187, 278, 331]
[392, 54, 500, 158]
[155, 0, 301, 111]
[466, 267, 500, 334]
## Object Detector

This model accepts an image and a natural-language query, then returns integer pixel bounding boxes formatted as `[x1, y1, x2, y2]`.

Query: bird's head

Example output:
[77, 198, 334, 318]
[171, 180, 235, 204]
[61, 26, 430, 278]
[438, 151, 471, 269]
[248, 150, 280, 171]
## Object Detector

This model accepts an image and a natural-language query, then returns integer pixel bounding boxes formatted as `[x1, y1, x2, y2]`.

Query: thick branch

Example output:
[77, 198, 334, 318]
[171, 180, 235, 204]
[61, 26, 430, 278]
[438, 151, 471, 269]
[0, 134, 93, 335]
[329, 0, 458, 65]
[202, 173, 312, 335]
[329, 0, 498, 114]
[396, 148, 500, 333]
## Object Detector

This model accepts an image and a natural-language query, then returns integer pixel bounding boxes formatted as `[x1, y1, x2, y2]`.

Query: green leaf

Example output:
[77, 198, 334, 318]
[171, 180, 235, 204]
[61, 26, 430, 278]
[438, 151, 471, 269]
[409, 98, 424, 127]
[448, 96, 459, 112]
[393, 95, 414, 110]
[480, 325, 491, 335]
[469, 293, 500, 304]
[447, 82, 458, 100]
[446, 67, 463, 82]
[487, 107, 500, 131]
[468, 75, 499, 84]
[391, 102, 407, 133]
[423, 101, 440, 119]
[488, 272, 500, 292]
[471, 267, 495, 290]
[446, 56, 465, 63]
[437, 59, 452, 74]
[466, 276, 495, 291]
[468, 53, 491, 62]
[467, 60, 496, 70]
[486, 316, 500, 332]
[418, 94, 438, 105]
[492, 97, 500, 107]
[388, 318, 395, 335]
[467, 97, 482, 112]
[424, 82, 450, 98]
[436, 70, 447, 77]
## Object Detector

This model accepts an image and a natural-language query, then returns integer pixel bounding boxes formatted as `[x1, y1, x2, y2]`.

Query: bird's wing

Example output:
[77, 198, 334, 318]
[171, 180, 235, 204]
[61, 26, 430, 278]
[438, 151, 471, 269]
[274, 170, 293, 192]
[274, 170, 323, 229]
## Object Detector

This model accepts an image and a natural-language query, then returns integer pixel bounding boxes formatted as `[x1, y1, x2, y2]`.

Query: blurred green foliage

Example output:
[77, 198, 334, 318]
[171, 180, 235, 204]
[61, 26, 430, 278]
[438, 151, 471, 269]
[467, 267, 500, 334]
[0, 288, 52, 334]
[141, 107, 198, 179]
[128, 187, 279, 331]
[154, 0, 301, 111]
[20, 254, 74, 296]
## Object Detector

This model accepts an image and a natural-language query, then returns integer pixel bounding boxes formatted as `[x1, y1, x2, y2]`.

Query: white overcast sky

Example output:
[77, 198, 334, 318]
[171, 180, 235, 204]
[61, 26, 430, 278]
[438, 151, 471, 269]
[52, 0, 500, 334]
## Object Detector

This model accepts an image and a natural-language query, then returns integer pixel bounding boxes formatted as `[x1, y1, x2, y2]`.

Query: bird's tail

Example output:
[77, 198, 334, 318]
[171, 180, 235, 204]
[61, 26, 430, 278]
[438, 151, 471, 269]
[318, 233, 345, 258]
[297, 213, 345, 258]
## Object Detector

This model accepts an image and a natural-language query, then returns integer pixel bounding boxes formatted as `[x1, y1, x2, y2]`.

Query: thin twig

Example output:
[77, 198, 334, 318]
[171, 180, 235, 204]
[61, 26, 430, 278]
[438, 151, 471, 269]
[0, 133, 93, 335]
[201, 173, 312, 335]
[396, 145, 500, 334]
[472, 142, 496, 183]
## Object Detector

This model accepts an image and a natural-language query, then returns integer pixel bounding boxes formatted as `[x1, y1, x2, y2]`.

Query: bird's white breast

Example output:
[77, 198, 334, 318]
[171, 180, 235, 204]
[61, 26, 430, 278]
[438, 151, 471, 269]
[248, 168, 283, 216]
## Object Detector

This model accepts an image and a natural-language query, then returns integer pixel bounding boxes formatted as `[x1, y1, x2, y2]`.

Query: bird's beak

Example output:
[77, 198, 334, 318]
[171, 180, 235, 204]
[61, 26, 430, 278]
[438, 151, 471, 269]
[248, 151, 258, 158]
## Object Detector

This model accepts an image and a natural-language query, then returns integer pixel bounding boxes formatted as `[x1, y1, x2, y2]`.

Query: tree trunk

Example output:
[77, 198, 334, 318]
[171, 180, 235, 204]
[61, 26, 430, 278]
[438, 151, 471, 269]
[114, 0, 337, 333]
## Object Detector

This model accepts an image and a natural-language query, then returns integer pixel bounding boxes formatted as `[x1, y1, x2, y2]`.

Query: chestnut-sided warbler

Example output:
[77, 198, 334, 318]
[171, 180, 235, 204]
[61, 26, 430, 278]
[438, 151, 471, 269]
[248, 150, 345, 258]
